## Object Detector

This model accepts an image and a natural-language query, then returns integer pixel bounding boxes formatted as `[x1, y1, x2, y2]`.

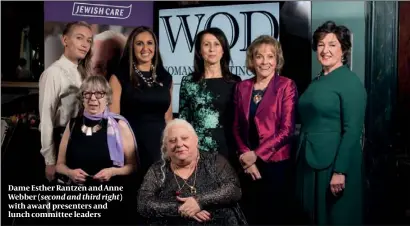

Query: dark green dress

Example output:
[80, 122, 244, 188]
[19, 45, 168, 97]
[296, 65, 366, 225]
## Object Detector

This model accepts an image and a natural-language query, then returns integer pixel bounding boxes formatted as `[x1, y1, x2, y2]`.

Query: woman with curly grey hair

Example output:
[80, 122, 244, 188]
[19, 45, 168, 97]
[137, 119, 247, 225]
[55, 75, 138, 224]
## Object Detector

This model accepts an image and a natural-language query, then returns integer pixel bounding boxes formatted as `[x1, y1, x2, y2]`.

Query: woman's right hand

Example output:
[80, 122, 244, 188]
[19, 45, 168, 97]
[245, 164, 262, 180]
[192, 210, 211, 222]
[68, 169, 88, 184]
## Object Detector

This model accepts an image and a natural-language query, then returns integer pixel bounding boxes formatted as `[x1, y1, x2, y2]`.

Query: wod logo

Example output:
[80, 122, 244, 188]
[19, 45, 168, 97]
[160, 10, 279, 53]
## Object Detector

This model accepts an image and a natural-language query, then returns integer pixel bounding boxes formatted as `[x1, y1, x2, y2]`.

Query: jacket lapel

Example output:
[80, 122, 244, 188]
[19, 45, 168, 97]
[256, 75, 278, 116]
[241, 79, 253, 122]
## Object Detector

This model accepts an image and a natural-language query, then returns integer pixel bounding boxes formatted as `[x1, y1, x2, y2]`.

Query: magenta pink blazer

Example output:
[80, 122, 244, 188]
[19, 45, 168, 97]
[233, 74, 298, 162]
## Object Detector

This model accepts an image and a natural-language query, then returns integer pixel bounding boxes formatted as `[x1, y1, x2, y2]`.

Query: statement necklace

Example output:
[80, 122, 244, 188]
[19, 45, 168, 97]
[81, 118, 102, 136]
[133, 64, 156, 87]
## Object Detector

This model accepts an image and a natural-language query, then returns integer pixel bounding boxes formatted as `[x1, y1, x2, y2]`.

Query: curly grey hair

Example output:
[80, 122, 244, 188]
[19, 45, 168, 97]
[78, 75, 113, 105]
[159, 118, 199, 183]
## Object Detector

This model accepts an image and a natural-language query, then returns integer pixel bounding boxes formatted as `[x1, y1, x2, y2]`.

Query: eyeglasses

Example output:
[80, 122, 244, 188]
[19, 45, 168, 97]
[82, 91, 106, 99]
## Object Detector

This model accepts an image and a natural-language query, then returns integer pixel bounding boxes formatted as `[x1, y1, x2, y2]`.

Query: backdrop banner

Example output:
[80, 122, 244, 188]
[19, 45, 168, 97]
[43, 1, 153, 77]
[158, 3, 280, 112]
[44, 1, 153, 27]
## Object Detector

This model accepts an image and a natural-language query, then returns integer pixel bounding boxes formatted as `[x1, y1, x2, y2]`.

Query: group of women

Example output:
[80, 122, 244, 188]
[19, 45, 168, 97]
[38, 19, 366, 225]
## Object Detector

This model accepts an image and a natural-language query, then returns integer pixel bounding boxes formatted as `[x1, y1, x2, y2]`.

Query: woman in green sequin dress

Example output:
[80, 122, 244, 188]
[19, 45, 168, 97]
[178, 28, 241, 166]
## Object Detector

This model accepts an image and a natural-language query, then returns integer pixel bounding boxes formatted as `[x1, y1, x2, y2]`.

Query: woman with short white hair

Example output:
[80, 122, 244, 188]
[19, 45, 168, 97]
[137, 119, 247, 225]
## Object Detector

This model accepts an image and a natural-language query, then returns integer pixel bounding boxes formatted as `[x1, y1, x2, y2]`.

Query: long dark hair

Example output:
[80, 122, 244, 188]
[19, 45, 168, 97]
[118, 26, 167, 87]
[62, 21, 93, 80]
[192, 27, 237, 83]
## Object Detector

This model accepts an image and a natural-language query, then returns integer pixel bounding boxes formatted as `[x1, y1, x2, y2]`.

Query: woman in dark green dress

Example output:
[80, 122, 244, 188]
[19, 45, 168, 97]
[296, 21, 367, 225]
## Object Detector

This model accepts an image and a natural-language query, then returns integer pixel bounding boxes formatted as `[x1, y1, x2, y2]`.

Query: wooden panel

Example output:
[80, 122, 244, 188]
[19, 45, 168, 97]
[363, 2, 399, 224]
[398, 1, 410, 154]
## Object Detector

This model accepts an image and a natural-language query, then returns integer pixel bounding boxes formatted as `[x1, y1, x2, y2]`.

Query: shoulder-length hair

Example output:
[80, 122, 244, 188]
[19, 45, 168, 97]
[62, 21, 93, 80]
[246, 35, 284, 75]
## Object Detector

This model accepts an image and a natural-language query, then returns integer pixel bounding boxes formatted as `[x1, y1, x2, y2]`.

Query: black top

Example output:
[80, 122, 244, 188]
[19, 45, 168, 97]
[137, 152, 245, 225]
[66, 117, 113, 176]
[118, 69, 172, 124]
[116, 68, 173, 173]
[248, 89, 265, 150]
[179, 75, 241, 162]
[63, 117, 129, 225]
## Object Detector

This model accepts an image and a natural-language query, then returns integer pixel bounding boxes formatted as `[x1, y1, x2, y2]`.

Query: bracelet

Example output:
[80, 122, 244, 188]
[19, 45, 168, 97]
[244, 163, 255, 170]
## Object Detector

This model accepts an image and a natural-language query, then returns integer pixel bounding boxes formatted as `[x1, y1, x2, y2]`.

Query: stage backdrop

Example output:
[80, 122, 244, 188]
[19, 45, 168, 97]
[43, 1, 153, 77]
[158, 2, 280, 113]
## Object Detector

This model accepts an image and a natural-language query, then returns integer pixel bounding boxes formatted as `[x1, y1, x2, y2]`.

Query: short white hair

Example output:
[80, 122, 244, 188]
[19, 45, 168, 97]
[161, 119, 198, 154]
[159, 118, 198, 183]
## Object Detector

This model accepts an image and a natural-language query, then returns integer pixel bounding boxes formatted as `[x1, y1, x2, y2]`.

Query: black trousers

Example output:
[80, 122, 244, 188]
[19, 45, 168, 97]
[239, 159, 292, 225]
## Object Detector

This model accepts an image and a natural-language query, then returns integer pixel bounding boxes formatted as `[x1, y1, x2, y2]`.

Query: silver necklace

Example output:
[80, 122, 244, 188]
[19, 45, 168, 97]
[81, 118, 102, 136]
[133, 64, 156, 87]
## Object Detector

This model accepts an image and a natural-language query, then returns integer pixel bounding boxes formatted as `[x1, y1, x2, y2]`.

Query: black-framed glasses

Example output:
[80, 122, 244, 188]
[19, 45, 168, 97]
[82, 91, 106, 99]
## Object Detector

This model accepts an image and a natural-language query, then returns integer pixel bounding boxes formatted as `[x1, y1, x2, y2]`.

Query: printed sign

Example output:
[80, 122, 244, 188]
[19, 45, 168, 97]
[158, 3, 280, 112]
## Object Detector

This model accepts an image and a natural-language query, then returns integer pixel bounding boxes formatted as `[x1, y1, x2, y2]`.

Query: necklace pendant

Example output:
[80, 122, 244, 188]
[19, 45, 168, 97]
[175, 191, 181, 196]
[86, 126, 93, 136]
[190, 186, 196, 194]
[253, 94, 262, 104]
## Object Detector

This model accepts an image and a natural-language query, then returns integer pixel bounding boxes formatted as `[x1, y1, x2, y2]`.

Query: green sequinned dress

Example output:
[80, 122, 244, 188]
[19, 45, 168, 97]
[179, 75, 240, 163]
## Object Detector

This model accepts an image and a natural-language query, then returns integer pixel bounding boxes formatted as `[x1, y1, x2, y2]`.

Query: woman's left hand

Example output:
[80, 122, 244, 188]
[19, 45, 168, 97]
[177, 196, 201, 217]
[330, 173, 345, 196]
[240, 151, 257, 169]
[93, 168, 114, 182]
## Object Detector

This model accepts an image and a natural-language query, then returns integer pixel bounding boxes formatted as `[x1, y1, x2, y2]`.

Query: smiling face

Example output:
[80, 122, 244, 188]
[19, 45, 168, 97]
[200, 33, 224, 66]
[316, 33, 344, 69]
[165, 123, 199, 164]
[62, 25, 93, 62]
[252, 43, 277, 79]
[133, 31, 155, 67]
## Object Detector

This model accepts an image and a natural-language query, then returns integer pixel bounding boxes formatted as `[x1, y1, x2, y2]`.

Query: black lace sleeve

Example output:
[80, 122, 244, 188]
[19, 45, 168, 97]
[137, 165, 179, 218]
[196, 154, 242, 208]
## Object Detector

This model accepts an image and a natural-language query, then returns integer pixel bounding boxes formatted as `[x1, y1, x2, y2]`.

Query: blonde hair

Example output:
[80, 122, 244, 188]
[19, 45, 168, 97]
[246, 35, 284, 75]
[62, 21, 93, 80]
[78, 75, 113, 105]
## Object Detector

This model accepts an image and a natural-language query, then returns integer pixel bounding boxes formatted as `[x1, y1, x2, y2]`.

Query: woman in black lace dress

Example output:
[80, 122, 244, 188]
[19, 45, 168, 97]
[137, 119, 246, 225]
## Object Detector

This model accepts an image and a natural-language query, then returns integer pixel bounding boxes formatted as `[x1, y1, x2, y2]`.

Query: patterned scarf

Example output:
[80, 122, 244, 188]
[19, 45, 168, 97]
[83, 108, 137, 167]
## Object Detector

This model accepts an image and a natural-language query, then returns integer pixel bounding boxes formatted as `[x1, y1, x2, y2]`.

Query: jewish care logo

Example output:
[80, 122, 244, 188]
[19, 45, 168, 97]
[72, 2, 132, 19]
